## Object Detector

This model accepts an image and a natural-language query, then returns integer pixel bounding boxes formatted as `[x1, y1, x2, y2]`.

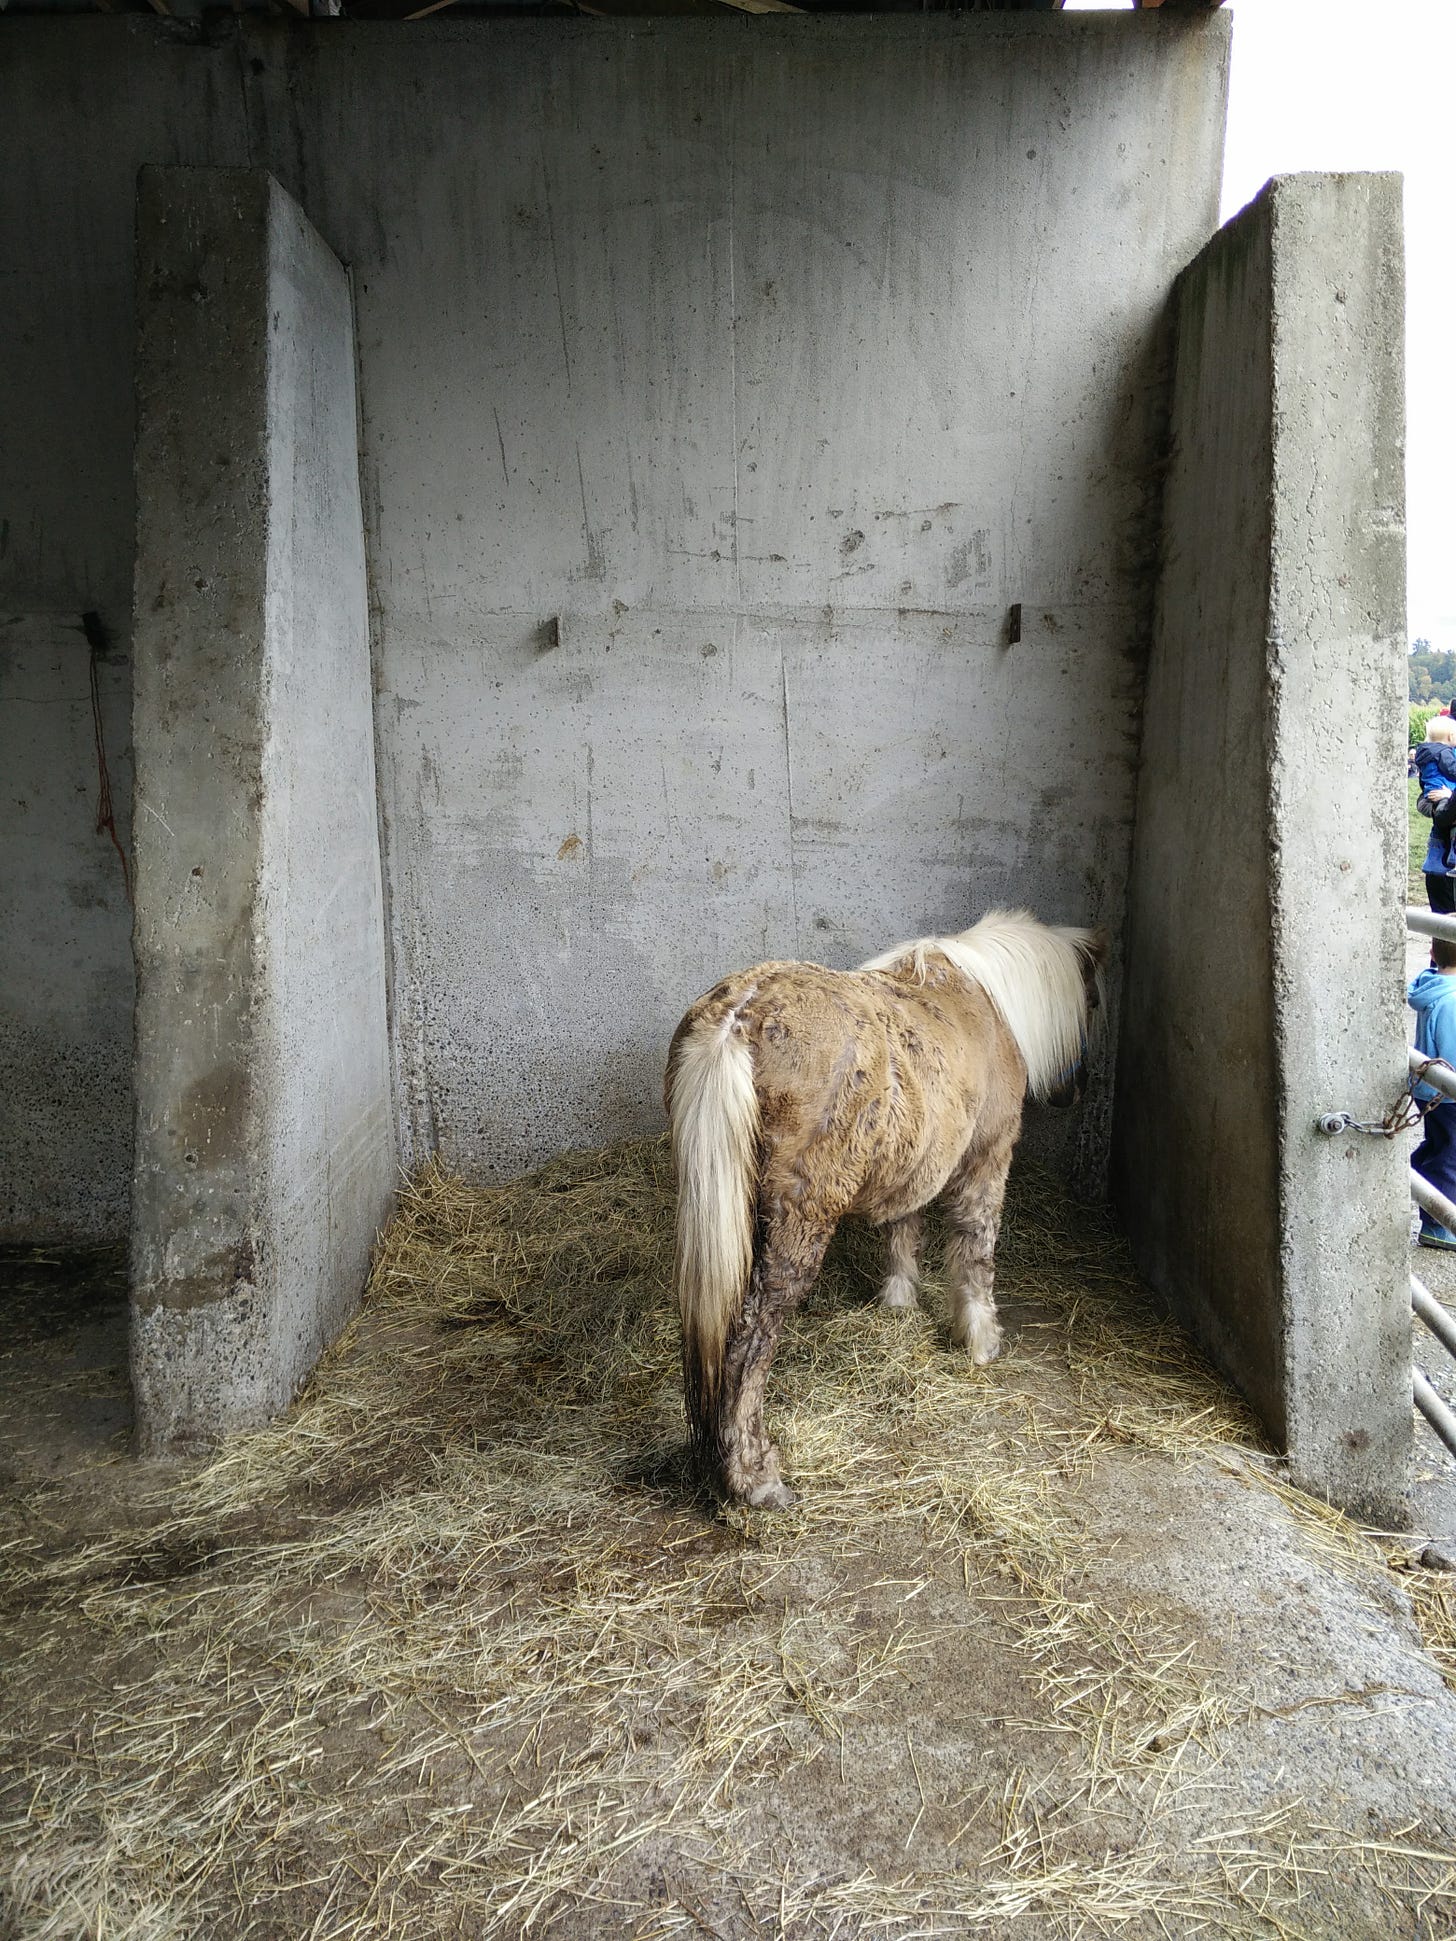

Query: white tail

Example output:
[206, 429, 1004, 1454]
[667, 1018, 760, 1452]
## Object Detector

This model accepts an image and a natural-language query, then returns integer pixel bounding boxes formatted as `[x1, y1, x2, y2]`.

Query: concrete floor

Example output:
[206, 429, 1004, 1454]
[3, 1197, 1456, 1938]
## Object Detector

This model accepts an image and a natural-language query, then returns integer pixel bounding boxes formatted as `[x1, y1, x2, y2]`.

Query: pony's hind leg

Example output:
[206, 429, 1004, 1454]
[879, 1210, 924, 1311]
[719, 1209, 833, 1510]
[943, 1137, 1015, 1367]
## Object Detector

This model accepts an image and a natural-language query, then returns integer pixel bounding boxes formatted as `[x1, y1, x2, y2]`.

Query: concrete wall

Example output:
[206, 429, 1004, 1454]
[129, 168, 394, 1452]
[0, 615, 133, 1241]
[1, 14, 1230, 1224]
[269, 13, 1231, 1183]
[1114, 174, 1409, 1520]
[0, 36, 250, 1242]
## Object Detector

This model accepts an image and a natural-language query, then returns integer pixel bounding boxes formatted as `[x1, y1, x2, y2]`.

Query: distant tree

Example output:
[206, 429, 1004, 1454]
[1410, 647, 1456, 703]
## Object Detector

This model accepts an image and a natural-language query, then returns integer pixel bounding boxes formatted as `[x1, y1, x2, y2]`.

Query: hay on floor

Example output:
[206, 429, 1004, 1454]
[2, 1137, 1454, 1939]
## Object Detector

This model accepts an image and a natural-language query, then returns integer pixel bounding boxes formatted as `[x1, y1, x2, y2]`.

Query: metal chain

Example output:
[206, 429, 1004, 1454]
[1317, 1057, 1454, 1138]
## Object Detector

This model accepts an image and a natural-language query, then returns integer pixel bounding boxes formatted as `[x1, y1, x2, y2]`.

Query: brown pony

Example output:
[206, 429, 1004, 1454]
[665, 910, 1105, 1509]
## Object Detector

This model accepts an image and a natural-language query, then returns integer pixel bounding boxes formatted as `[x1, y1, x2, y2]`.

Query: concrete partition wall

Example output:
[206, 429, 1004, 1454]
[1114, 175, 1409, 1520]
[130, 168, 394, 1453]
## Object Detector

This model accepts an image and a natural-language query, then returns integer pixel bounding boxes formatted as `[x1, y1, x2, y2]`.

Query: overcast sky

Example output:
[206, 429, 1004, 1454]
[1066, 0, 1454, 653]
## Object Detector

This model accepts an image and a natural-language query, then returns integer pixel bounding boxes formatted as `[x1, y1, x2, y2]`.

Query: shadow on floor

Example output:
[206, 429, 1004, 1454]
[0, 1243, 131, 1490]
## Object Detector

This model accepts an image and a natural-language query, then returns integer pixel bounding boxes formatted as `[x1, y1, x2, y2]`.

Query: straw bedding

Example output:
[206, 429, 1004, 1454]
[2, 1137, 1455, 1939]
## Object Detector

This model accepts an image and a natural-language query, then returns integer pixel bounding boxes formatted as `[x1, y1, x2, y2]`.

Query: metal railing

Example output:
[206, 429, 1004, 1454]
[1406, 907, 1456, 944]
[1403, 907, 1456, 1459]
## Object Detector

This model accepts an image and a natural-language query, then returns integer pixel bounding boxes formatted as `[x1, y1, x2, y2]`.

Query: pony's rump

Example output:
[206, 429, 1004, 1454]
[666, 1014, 760, 1456]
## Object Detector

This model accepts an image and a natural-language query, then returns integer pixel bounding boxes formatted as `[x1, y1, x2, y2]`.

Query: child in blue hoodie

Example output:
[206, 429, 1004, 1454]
[1410, 937, 1456, 1248]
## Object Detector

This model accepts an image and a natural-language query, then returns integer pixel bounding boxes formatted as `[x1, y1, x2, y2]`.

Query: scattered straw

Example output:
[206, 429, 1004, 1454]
[3, 1137, 1455, 1939]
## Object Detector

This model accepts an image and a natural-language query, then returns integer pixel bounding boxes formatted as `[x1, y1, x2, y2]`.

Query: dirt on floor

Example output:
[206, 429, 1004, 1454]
[3, 1141, 1456, 1941]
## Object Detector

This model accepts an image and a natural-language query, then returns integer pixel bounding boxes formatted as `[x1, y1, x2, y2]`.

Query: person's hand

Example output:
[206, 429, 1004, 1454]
[1434, 789, 1453, 804]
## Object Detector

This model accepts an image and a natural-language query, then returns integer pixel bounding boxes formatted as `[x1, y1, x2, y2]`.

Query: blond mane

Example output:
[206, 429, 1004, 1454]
[860, 909, 1101, 1101]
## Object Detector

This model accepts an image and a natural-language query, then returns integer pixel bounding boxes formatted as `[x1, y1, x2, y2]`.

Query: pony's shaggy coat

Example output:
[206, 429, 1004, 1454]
[666, 910, 1104, 1508]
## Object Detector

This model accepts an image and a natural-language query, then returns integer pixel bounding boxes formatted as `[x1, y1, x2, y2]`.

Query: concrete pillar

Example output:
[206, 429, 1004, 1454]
[1114, 174, 1409, 1521]
[129, 167, 395, 1453]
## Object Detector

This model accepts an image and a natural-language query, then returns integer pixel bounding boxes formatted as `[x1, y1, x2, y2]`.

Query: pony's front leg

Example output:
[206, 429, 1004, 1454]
[879, 1210, 924, 1311]
[719, 1211, 832, 1510]
[943, 1139, 1015, 1367]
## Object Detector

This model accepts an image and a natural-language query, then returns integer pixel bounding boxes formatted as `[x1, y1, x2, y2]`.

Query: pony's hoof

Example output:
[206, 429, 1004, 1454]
[745, 1478, 798, 1511]
[880, 1276, 919, 1311]
[956, 1311, 1003, 1365]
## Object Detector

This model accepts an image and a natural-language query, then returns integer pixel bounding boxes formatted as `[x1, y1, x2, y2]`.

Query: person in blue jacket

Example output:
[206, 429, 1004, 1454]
[1414, 715, 1456, 913]
[1410, 937, 1456, 1249]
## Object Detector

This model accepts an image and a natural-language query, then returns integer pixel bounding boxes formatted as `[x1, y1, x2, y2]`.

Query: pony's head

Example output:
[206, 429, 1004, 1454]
[1040, 928, 1106, 1107]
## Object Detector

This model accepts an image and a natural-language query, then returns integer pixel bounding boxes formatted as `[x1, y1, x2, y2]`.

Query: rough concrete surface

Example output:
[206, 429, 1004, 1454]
[336, 14, 1230, 1188]
[1115, 175, 1409, 1521]
[3, 1181, 1456, 1938]
[0, 614, 133, 1242]
[129, 169, 394, 1452]
[1, 13, 1231, 1230]
[0, 35, 252, 1242]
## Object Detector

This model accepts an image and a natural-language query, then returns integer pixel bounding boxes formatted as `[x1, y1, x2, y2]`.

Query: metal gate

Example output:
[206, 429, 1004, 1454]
[1318, 906, 1456, 1461]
